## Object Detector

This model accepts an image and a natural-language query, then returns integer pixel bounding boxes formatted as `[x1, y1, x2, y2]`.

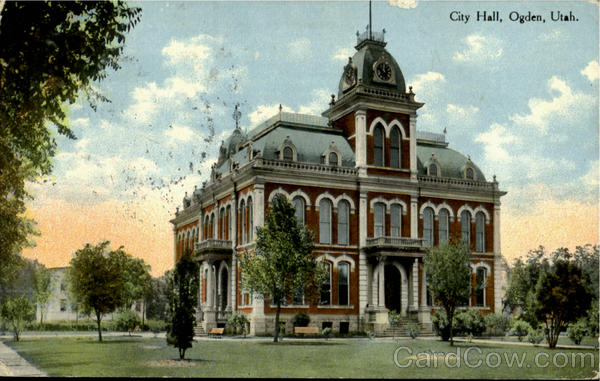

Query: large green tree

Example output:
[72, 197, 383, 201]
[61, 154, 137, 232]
[166, 253, 199, 360]
[239, 195, 325, 342]
[32, 262, 53, 324]
[0, 1, 141, 281]
[424, 239, 472, 345]
[0, 294, 35, 341]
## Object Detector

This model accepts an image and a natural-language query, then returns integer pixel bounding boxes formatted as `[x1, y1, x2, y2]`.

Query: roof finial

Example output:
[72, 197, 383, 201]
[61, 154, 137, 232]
[279, 104, 282, 114]
[232, 104, 241, 130]
[443, 127, 447, 135]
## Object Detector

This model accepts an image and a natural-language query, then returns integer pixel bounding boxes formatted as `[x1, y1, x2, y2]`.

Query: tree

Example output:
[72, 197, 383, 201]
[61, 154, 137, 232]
[0, 1, 141, 283]
[120, 257, 152, 312]
[145, 273, 170, 321]
[424, 239, 471, 345]
[0, 295, 35, 341]
[166, 252, 199, 360]
[534, 259, 592, 348]
[238, 195, 325, 342]
[32, 263, 53, 324]
[67, 241, 127, 342]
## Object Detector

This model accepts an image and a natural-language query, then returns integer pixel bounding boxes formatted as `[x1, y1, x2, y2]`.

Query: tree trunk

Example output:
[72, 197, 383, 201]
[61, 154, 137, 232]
[273, 301, 281, 343]
[96, 311, 103, 342]
[179, 348, 185, 360]
[448, 307, 454, 346]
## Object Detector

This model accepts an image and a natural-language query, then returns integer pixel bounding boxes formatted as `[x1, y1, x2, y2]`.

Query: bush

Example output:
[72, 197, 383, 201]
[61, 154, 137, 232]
[226, 313, 250, 337]
[510, 320, 532, 342]
[587, 299, 599, 337]
[115, 311, 141, 335]
[142, 319, 167, 332]
[291, 312, 310, 327]
[527, 327, 544, 345]
[407, 322, 420, 339]
[322, 327, 332, 338]
[567, 319, 588, 345]
[432, 310, 451, 341]
[484, 313, 511, 336]
[388, 311, 402, 327]
[454, 309, 486, 336]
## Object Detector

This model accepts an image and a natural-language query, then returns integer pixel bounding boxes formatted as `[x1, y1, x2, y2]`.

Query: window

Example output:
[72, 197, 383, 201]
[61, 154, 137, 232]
[461, 210, 471, 245]
[337, 200, 349, 245]
[320, 262, 331, 305]
[60, 299, 67, 312]
[476, 267, 487, 307]
[373, 124, 384, 166]
[226, 205, 231, 240]
[329, 152, 338, 166]
[466, 167, 474, 180]
[390, 204, 402, 237]
[219, 208, 225, 239]
[338, 262, 349, 306]
[240, 200, 246, 244]
[292, 196, 305, 226]
[374, 202, 385, 237]
[209, 214, 215, 238]
[292, 286, 304, 305]
[423, 207, 434, 247]
[247, 197, 253, 242]
[475, 211, 485, 252]
[319, 199, 332, 244]
[204, 215, 209, 239]
[438, 209, 449, 245]
[390, 126, 401, 168]
[429, 164, 437, 176]
[285, 147, 296, 161]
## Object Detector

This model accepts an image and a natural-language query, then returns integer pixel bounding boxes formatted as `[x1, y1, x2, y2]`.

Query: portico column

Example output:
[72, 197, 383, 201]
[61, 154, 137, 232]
[412, 259, 419, 309]
[493, 201, 504, 313]
[409, 113, 417, 181]
[358, 190, 368, 317]
[420, 262, 427, 307]
[355, 109, 367, 177]
[378, 260, 385, 308]
[410, 196, 418, 239]
[206, 260, 215, 308]
[230, 194, 238, 311]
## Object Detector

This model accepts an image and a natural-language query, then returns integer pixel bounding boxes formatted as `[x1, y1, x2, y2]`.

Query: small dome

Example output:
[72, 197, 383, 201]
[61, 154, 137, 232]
[224, 128, 246, 157]
[417, 146, 486, 181]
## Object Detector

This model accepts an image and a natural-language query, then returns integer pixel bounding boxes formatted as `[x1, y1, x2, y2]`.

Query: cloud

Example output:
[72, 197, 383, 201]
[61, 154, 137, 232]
[475, 123, 519, 164]
[388, 0, 418, 9]
[509, 76, 596, 133]
[446, 104, 479, 118]
[409, 71, 445, 95]
[298, 89, 331, 115]
[453, 34, 503, 64]
[164, 124, 200, 146]
[581, 60, 600, 82]
[161, 35, 215, 66]
[248, 104, 294, 125]
[287, 38, 311, 59]
[332, 47, 354, 62]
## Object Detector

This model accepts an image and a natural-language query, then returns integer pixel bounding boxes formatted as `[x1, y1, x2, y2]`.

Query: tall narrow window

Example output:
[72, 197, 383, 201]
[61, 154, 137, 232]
[429, 164, 438, 176]
[329, 152, 338, 166]
[226, 205, 231, 240]
[283, 147, 293, 161]
[423, 207, 434, 247]
[219, 208, 225, 239]
[248, 197, 253, 242]
[390, 204, 402, 237]
[374, 202, 385, 237]
[292, 196, 305, 226]
[319, 199, 332, 244]
[338, 262, 349, 306]
[337, 200, 349, 245]
[293, 286, 304, 305]
[373, 124, 384, 166]
[476, 267, 486, 307]
[461, 210, 471, 246]
[390, 126, 401, 168]
[240, 200, 246, 244]
[438, 209, 449, 245]
[204, 215, 209, 240]
[475, 211, 485, 252]
[320, 262, 331, 305]
[209, 214, 215, 239]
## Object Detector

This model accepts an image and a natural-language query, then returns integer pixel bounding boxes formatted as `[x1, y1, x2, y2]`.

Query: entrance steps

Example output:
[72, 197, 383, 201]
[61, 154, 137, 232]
[379, 319, 434, 337]
[194, 325, 207, 337]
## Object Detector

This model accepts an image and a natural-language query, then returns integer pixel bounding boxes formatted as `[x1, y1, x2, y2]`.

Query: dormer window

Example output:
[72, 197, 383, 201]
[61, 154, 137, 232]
[425, 153, 441, 177]
[329, 152, 338, 166]
[466, 167, 474, 180]
[323, 141, 342, 166]
[278, 136, 297, 161]
[429, 164, 437, 176]
[283, 147, 293, 161]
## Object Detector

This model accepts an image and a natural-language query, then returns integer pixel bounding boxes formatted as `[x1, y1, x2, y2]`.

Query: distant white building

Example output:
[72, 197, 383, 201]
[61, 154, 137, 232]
[37, 267, 79, 322]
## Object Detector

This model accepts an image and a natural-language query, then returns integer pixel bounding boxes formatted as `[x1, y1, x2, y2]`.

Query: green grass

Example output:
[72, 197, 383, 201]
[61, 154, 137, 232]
[6, 336, 598, 378]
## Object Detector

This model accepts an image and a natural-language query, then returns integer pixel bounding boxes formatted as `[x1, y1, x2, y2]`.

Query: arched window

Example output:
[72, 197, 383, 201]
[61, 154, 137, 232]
[475, 211, 485, 252]
[319, 199, 332, 244]
[438, 209, 449, 245]
[292, 196, 305, 226]
[373, 124, 385, 166]
[283, 146, 293, 161]
[423, 207, 434, 247]
[338, 262, 349, 306]
[466, 167, 474, 180]
[476, 267, 487, 307]
[239, 200, 246, 244]
[226, 205, 231, 240]
[429, 164, 438, 176]
[204, 215, 209, 239]
[390, 204, 402, 237]
[337, 200, 349, 245]
[209, 214, 215, 239]
[219, 208, 225, 239]
[320, 262, 331, 305]
[247, 197, 253, 243]
[329, 152, 338, 166]
[461, 210, 471, 246]
[390, 126, 401, 168]
[374, 202, 385, 237]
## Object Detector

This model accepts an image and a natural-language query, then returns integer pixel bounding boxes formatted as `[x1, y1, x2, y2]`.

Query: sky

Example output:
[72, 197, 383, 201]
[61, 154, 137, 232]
[22, 1, 599, 277]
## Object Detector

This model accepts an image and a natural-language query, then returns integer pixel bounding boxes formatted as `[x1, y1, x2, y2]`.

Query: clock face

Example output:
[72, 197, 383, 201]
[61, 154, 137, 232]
[376, 62, 392, 81]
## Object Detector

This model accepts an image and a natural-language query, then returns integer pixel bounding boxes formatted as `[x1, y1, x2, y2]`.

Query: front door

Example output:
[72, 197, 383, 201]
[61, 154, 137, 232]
[384, 264, 401, 312]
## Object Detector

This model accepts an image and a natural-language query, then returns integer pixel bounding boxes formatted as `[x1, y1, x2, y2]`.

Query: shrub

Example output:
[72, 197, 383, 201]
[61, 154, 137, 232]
[484, 313, 511, 336]
[291, 312, 310, 327]
[115, 311, 141, 335]
[587, 299, 599, 337]
[406, 322, 420, 339]
[322, 327, 332, 339]
[143, 319, 167, 333]
[454, 309, 486, 336]
[567, 319, 588, 345]
[388, 311, 402, 327]
[0, 295, 35, 341]
[527, 327, 544, 345]
[510, 320, 532, 342]
[432, 310, 451, 341]
[226, 313, 250, 337]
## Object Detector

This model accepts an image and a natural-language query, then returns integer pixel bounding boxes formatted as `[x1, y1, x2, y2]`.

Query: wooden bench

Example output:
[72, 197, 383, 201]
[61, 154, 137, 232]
[294, 326, 318, 336]
[208, 328, 224, 338]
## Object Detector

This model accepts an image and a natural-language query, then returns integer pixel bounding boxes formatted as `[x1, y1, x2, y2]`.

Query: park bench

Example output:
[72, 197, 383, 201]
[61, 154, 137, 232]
[208, 328, 224, 338]
[294, 326, 318, 336]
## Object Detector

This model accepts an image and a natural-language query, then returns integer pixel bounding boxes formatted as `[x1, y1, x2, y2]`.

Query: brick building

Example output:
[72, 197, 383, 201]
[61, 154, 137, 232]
[170, 26, 507, 335]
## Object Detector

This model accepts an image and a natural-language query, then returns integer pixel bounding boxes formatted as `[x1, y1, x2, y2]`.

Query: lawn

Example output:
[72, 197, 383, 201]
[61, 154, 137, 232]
[6, 336, 598, 378]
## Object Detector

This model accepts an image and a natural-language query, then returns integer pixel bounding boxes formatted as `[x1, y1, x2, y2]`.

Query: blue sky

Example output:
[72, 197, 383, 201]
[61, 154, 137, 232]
[25, 1, 599, 275]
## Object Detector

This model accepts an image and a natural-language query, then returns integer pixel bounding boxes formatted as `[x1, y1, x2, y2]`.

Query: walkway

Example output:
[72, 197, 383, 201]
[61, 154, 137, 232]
[0, 339, 47, 377]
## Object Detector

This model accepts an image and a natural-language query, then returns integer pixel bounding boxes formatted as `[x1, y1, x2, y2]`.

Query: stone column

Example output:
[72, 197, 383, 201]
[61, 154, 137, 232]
[231, 194, 238, 311]
[355, 109, 367, 177]
[204, 260, 217, 330]
[412, 259, 419, 310]
[420, 263, 427, 307]
[410, 196, 418, 239]
[358, 190, 368, 323]
[253, 183, 265, 230]
[378, 261, 385, 308]
[249, 183, 267, 335]
[401, 265, 408, 317]
[493, 201, 504, 313]
[409, 113, 417, 181]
